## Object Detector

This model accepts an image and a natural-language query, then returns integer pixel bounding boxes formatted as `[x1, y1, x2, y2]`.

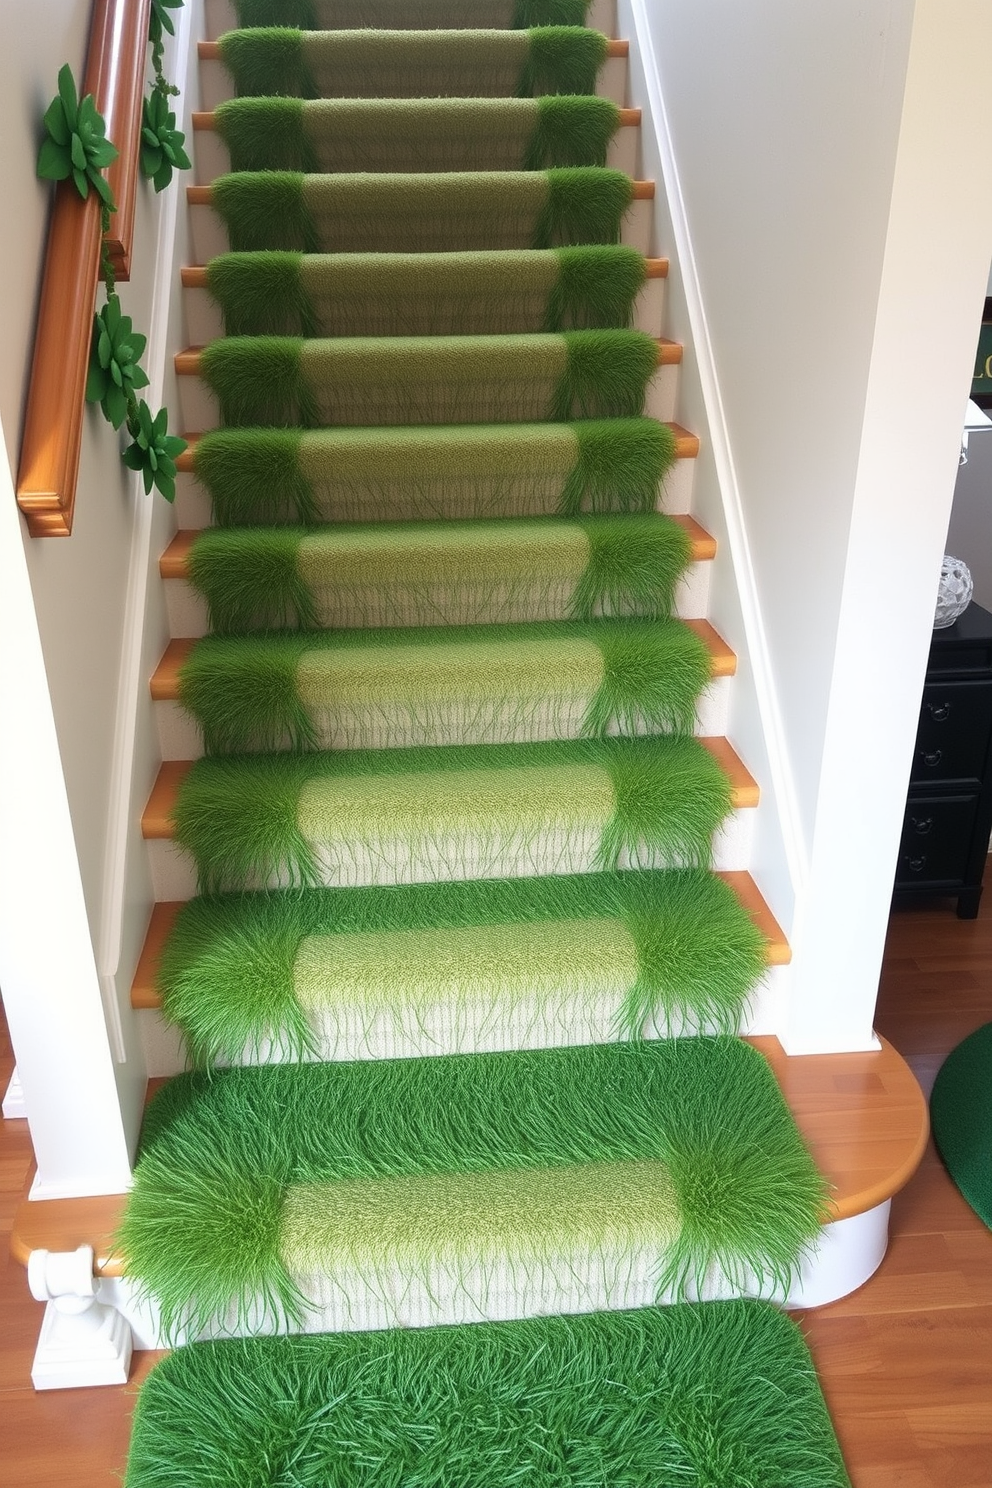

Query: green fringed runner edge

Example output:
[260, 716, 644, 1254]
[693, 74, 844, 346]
[191, 418, 677, 527]
[199, 330, 660, 429]
[124, 1301, 851, 1488]
[215, 96, 621, 174]
[230, 0, 592, 31]
[158, 870, 767, 1064]
[175, 617, 711, 755]
[185, 511, 690, 633]
[116, 1039, 827, 1338]
[218, 26, 609, 101]
[169, 734, 734, 892]
[210, 168, 635, 253]
[204, 246, 647, 338]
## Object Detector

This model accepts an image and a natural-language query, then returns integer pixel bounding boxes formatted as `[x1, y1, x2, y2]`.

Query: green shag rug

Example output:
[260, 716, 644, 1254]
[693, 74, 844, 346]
[176, 617, 711, 754]
[218, 24, 609, 100]
[191, 418, 677, 526]
[117, 1039, 826, 1337]
[930, 1020, 992, 1228]
[123, 1301, 851, 1488]
[184, 512, 690, 631]
[157, 869, 767, 1064]
[204, 246, 647, 338]
[229, 0, 592, 31]
[215, 95, 621, 174]
[169, 733, 734, 892]
[211, 167, 635, 253]
[198, 329, 659, 429]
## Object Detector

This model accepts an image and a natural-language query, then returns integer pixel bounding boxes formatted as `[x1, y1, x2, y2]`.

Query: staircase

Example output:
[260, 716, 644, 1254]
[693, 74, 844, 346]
[17, 0, 924, 1349]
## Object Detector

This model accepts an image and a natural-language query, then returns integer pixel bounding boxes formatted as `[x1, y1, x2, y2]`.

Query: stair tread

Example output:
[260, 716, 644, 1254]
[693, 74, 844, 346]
[197, 37, 632, 61]
[181, 255, 670, 289]
[175, 335, 684, 372]
[186, 178, 657, 205]
[9, 1034, 929, 1277]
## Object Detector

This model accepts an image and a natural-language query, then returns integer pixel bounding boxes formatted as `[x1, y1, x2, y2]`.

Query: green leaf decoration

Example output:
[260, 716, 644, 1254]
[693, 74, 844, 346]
[86, 294, 149, 430]
[149, 0, 183, 50]
[123, 401, 186, 502]
[140, 90, 191, 193]
[37, 64, 119, 211]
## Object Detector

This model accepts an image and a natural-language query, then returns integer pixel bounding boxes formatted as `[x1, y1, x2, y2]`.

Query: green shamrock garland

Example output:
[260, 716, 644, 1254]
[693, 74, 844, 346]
[36, 3, 188, 502]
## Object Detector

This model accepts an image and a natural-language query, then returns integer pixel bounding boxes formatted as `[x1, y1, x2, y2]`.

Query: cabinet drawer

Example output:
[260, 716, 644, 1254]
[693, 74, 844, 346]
[896, 793, 980, 885]
[910, 681, 992, 784]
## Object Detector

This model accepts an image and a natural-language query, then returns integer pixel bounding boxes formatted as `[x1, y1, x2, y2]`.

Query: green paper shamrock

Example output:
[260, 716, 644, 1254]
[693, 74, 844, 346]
[123, 401, 186, 502]
[86, 295, 150, 429]
[140, 91, 191, 193]
[37, 64, 118, 208]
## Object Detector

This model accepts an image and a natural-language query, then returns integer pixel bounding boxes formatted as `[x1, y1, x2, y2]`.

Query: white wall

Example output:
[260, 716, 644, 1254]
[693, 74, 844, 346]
[0, 0, 196, 1190]
[632, 0, 992, 1049]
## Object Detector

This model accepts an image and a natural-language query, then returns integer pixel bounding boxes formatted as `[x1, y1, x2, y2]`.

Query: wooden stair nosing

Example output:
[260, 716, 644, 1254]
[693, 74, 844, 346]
[130, 868, 791, 1011]
[8, 1033, 929, 1276]
[180, 257, 670, 288]
[174, 421, 700, 473]
[140, 735, 758, 841]
[186, 179, 656, 205]
[197, 37, 632, 62]
[193, 107, 643, 131]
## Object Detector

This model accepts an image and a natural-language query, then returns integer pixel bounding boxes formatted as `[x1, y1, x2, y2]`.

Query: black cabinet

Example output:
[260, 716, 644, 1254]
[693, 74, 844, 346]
[894, 600, 992, 918]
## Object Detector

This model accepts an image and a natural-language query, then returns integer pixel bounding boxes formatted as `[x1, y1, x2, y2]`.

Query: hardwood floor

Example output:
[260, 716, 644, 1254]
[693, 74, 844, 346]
[1, 889, 990, 1486]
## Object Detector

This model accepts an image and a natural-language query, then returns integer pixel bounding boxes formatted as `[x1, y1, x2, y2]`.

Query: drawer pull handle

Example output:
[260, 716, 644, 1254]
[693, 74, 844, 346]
[906, 855, 928, 873]
[910, 816, 934, 836]
[925, 702, 951, 722]
[921, 749, 943, 768]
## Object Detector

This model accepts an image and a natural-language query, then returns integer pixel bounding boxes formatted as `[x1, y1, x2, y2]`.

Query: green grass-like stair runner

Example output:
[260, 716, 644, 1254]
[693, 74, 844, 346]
[176, 618, 711, 754]
[191, 418, 677, 526]
[170, 734, 734, 892]
[211, 167, 635, 252]
[117, 1039, 826, 1337]
[204, 246, 648, 337]
[198, 330, 659, 428]
[124, 1302, 851, 1488]
[184, 512, 691, 631]
[158, 870, 767, 1065]
[229, 0, 592, 31]
[218, 25, 610, 100]
[215, 96, 621, 173]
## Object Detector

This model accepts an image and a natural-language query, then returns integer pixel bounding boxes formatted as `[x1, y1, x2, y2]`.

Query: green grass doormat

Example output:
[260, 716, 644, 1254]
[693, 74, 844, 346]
[218, 25, 610, 101]
[117, 1039, 826, 1337]
[157, 869, 767, 1064]
[184, 512, 691, 632]
[191, 418, 677, 526]
[123, 1301, 852, 1488]
[204, 246, 648, 338]
[930, 1020, 992, 1228]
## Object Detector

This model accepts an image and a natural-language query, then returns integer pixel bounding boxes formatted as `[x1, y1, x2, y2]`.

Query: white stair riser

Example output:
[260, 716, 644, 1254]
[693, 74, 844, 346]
[201, 0, 619, 41]
[136, 962, 788, 1076]
[100, 1197, 888, 1349]
[176, 359, 678, 431]
[198, 53, 628, 112]
[182, 275, 666, 344]
[188, 195, 654, 263]
[163, 550, 711, 638]
[146, 801, 755, 901]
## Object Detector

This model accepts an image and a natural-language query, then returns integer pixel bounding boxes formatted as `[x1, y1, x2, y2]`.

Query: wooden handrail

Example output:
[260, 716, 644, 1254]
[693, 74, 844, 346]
[17, 0, 152, 538]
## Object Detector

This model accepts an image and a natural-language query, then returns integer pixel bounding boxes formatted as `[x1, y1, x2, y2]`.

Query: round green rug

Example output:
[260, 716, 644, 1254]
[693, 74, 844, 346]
[930, 1021, 992, 1228]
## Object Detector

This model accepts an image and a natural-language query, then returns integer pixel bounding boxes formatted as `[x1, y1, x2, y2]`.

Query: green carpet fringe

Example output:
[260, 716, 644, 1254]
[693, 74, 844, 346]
[229, 0, 591, 30]
[210, 168, 634, 253]
[184, 511, 691, 633]
[214, 96, 620, 174]
[124, 1302, 851, 1488]
[158, 870, 767, 1065]
[117, 1040, 825, 1338]
[170, 735, 733, 893]
[204, 246, 647, 338]
[217, 28, 608, 102]
[175, 617, 711, 754]
[199, 330, 659, 429]
[191, 420, 677, 527]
